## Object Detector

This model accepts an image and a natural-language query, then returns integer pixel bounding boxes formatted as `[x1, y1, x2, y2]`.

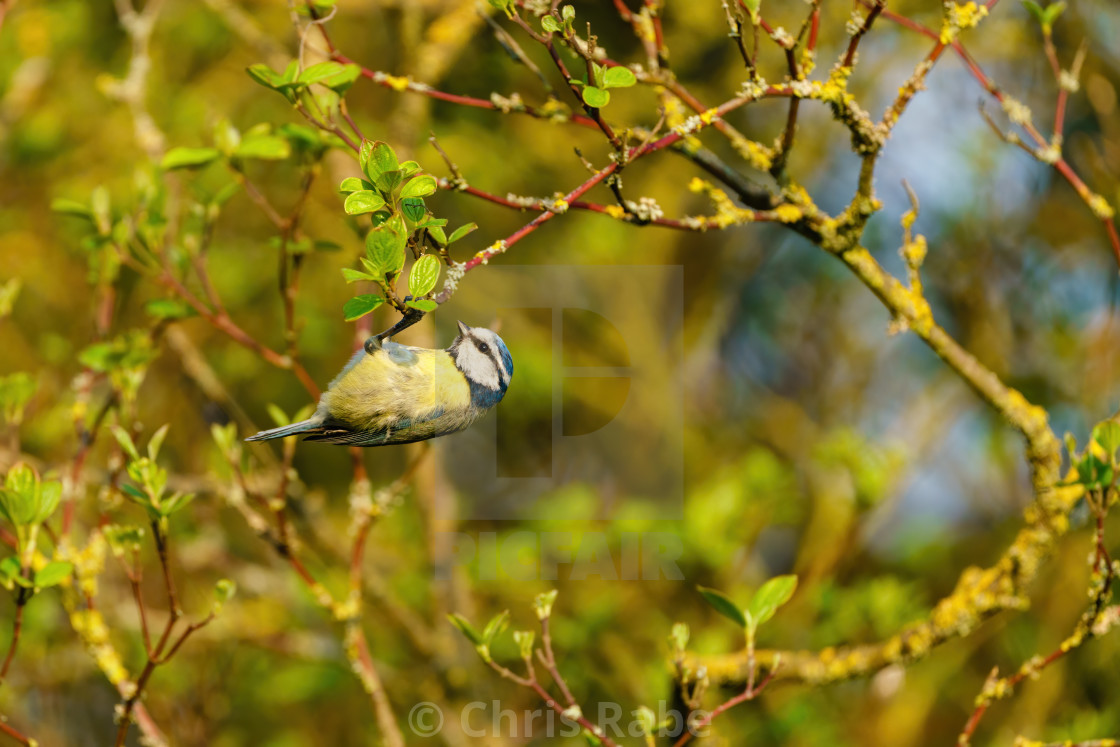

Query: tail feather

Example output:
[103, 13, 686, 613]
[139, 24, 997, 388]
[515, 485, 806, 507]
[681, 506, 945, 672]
[244, 418, 322, 442]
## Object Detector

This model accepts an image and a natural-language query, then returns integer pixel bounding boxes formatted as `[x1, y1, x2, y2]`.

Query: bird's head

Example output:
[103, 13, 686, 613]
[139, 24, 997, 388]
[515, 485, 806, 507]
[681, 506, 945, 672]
[450, 321, 513, 393]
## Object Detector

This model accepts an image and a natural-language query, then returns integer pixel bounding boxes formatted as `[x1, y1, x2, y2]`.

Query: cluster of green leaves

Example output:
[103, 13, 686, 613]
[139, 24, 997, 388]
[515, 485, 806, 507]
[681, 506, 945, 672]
[1067, 420, 1120, 493]
[578, 64, 637, 109]
[0, 464, 72, 593]
[112, 425, 195, 530]
[337, 140, 475, 322]
[536, 5, 637, 108]
[486, 0, 516, 20]
[698, 574, 798, 646]
[52, 107, 341, 370]
[247, 60, 362, 109]
[540, 4, 576, 35]
[1022, 0, 1067, 34]
[78, 330, 159, 402]
[448, 590, 558, 663]
[51, 185, 122, 288]
[161, 119, 332, 172]
[102, 523, 146, 559]
[448, 609, 510, 663]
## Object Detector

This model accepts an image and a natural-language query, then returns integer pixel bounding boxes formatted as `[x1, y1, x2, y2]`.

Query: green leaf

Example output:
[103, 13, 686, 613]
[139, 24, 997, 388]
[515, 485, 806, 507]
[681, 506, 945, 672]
[160, 491, 196, 516]
[246, 64, 282, 89]
[541, 15, 561, 33]
[34, 561, 73, 589]
[483, 610, 510, 644]
[513, 629, 535, 659]
[145, 298, 196, 320]
[0, 372, 36, 423]
[344, 191, 387, 215]
[341, 267, 375, 283]
[743, 0, 761, 20]
[266, 403, 289, 427]
[746, 574, 798, 629]
[485, 0, 515, 16]
[366, 142, 399, 182]
[1042, 1, 1067, 29]
[561, 4, 575, 21]
[534, 589, 559, 620]
[111, 426, 141, 462]
[603, 66, 637, 89]
[339, 177, 371, 194]
[234, 133, 291, 161]
[0, 556, 32, 589]
[358, 139, 375, 178]
[399, 160, 421, 177]
[0, 484, 35, 527]
[365, 229, 406, 276]
[591, 63, 606, 89]
[281, 60, 299, 85]
[582, 86, 610, 108]
[427, 226, 448, 245]
[210, 182, 241, 207]
[400, 175, 437, 199]
[375, 169, 403, 195]
[50, 198, 91, 218]
[343, 294, 385, 321]
[400, 197, 427, 224]
[670, 622, 690, 653]
[296, 0, 336, 16]
[1077, 453, 1114, 490]
[278, 123, 325, 153]
[408, 254, 441, 298]
[1091, 421, 1120, 461]
[298, 61, 345, 85]
[447, 613, 484, 645]
[91, 187, 111, 234]
[34, 481, 61, 524]
[147, 424, 170, 461]
[697, 586, 747, 628]
[1022, 0, 1065, 31]
[4, 465, 34, 506]
[1021, 0, 1046, 25]
[406, 299, 438, 312]
[0, 556, 22, 590]
[161, 147, 221, 170]
[448, 222, 478, 244]
[120, 483, 148, 503]
[213, 578, 237, 610]
[323, 63, 362, 92]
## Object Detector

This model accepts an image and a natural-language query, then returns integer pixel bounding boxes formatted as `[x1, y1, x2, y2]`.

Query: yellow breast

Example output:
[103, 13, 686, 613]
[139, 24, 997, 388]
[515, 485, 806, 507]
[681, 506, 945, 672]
[324, 346, 472, 431]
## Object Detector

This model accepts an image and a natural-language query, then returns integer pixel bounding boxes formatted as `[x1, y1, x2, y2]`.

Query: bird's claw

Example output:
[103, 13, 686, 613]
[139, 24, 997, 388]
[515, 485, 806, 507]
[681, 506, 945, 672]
[363, 305, 426, 355]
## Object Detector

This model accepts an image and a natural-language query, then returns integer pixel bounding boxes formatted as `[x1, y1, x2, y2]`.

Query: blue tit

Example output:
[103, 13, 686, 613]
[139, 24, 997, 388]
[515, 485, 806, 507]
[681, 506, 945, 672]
[246, 321, 513, 447]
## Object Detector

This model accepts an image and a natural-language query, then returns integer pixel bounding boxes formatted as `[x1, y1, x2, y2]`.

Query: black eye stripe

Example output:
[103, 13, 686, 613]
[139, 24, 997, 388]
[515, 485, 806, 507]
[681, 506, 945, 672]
[472, 337, 505, 378]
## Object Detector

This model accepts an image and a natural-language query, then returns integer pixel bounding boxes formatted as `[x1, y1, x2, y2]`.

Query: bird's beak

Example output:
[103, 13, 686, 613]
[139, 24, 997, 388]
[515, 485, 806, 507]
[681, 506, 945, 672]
[457, 320, 471, 337]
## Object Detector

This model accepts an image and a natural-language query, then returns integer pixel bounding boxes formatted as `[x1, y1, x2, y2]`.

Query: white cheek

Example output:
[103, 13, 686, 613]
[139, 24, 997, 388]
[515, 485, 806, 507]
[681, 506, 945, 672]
[464, 350, 500, 389]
